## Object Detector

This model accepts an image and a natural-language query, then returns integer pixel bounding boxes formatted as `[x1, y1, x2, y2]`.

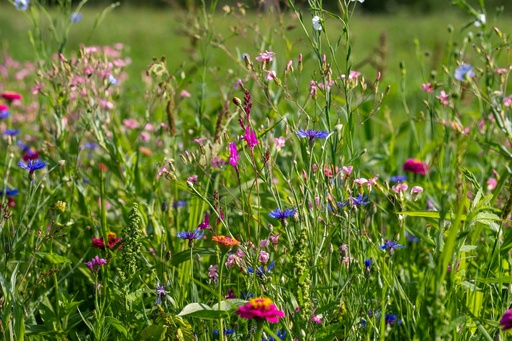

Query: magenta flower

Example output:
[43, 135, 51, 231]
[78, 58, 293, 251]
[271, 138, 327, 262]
[242, 127, 258, 150]
[501, 309, 512, 331]
[403, 158, 428, 175]
[236, 297, 284, 323]
[85, 256, 107, 274]
[228, 142, 240, 168]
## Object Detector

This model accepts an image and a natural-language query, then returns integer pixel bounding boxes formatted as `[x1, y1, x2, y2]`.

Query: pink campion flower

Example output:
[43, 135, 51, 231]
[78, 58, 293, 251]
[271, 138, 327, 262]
[180, 90, 191, 98]
[410, 186, 423, 194]
[274, 136, 285, 150]
[422, 83, 434, 93]
[100, 100, 114, 110]
[140, 131, 151, 142]
[317, 80, 335, 92]
[403, 158, 428, 175]
[228, 142, 240, 168]
[269, 234, 281, 245]
[208, 264, 219, 284]
[32, 83, 43, 95]
[366, 175, 379, 191]
[487, 177, 497, 190]
[211, 156, 225, 168]
[123, 118, 140, 129]
[225, 254, 239, 268]
[242, 126, 258, 150]
[259, 239, 270, 248]
[236, 297, 285, 323]
[187, 175, 198, 183]
[265, 70, 277, 81]
[258, 250, 270, 264]
[349, 71, 361, 80]
[438, 90, 449, 106]
[392, 183, 409, 193]
[353, 178, 368, 186]
[255, 51, 275, 63]
[157, 164, 170, 179]
[310, 80, 318, 96]
[342, 166, 353, 177]
[193, 137, 207, 145]
[495, 68, 508, 74]
[504, 95, 512, 107]
[234, 79, 244, 89]
[85, 256, 107, 274]
[311, 309, 323, 324]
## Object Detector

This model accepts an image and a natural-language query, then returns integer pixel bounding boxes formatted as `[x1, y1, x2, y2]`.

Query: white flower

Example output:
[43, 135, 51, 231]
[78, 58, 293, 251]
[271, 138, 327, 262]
[350, 0, 365, 3]
[474, 13, 486, 27]
[312, 16, 322, 31]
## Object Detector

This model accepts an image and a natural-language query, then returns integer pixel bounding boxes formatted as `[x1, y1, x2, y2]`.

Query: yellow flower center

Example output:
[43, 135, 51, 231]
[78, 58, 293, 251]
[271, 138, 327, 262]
[249, 297, 273, 310]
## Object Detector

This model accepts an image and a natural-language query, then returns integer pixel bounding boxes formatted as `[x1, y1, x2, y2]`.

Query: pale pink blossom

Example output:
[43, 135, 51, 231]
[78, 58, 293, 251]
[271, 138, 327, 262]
[422, 83, 434, 93]
[438, 90, 449, 106]
[487, 177, 497, 190]
[187, 175, 198, 183]
[392, 183, 409, 193]
[259, 239, 270, 248]
[504, 95, 512, 107]
[309, 80, 317, 96]
[211, 156, 225, 168]
[495, 68, 508, 74]
[180, 90, 191, 98]
[274, 136, 285, 150]
[353, 178, 368, 186]
[265, 70, 277, 81]
[269, 234, 281, 245]
[410, 186, 423, 194]
[140, 132, 150, 142]
[255, 51, 275, 63]
[123, 118, 140, 129]
[234, 79, 244, 89]
[100, 100, 114, 110]
[258, 250, 269, 264]
[342, 166, 353, 177]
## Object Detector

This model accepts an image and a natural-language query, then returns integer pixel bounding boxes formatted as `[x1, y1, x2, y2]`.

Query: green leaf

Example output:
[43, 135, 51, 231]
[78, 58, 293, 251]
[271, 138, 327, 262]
[140, 324, 167, 341]
[104, 316, 128, 337]
[211, 299, 247, 311]
[170, 248, 216, 267]
[459, 245, 477, 252]
[177, 303, 229, 319]
[35, 252, 72, 264]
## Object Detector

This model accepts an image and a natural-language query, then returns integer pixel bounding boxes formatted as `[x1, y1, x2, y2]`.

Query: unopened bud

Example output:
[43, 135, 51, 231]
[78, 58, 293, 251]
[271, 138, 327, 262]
[233, 97, 242, 106]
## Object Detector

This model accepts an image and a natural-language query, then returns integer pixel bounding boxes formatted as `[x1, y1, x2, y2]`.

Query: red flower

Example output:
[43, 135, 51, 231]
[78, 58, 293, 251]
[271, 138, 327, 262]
[1, 92, 22, 102]
[91, 232, 122, 249]
[236, 297, 284, 323]
[403, 158, 428, 175]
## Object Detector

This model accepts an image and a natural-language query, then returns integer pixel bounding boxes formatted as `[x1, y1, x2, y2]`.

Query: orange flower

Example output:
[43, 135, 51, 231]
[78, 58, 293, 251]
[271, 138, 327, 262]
[212, 235, 240, 247]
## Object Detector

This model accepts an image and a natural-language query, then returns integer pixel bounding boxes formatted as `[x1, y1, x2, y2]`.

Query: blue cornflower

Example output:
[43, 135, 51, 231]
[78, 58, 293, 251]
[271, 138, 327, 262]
[177, 228, 203, 241]
[241, 292, 254, 299]
[352, 194, 370, 206]
[3, 129, 20, 136]
[70, 12, 83, 23]
[405, 232, 420, 243]
[264, 330, 287, 341]
[359, 318, 367, 328]
[379, 240, 405, 251]
[454, 64, 475, 81]
[155, 282, 168, 305]
[14, 0, 29, 11]
[173, 200, 186, 208]
[390, 175, 407, 183]
[83, 142, 98, 150]
[364, 259, 371, 267]
[18, 159, 46, 172]
[0, 187, 18, 196]
[268, 207, 297, 220]
[296, 129, 329, 141]
[0, 110, 10, 119]
[248, 261, 275, 277]
[213, 329, 235, 335]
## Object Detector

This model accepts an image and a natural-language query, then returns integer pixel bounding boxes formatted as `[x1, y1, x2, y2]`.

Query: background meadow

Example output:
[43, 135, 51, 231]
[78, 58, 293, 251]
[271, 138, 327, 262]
[1, 0, 512, 340]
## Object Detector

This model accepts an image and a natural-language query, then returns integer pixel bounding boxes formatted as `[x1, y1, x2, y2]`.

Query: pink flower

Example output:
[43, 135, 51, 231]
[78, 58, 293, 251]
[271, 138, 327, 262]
[1, 92, 22, 102]
[225, 254, 239, 268]
[242, 126, 258, 150]
[353, 178, 368, 186]
[187, 175, 198, 183]
[422, 83, 434, 93]
[437, 90, 449, 106]
[342, 166, 353, 177]
[258, 250, 269, 264]
[197, 213, 211, 230]
[366, 175, 379, 191]
[228, 142, 240, 168]
[311, 309, 323, 324]
[123, 118, 140, 129]
[236, 297, 285, 323]
[208, 264, 219, 284]
[274, 136, 285, 150]
[100, 100, 114, 110]
[410, 186, 423, 194]
[265, 70, 277, 81]
[234, 79, 244, 89]
[500, 309, 512, 331]
[403, 158, 428, 175]
[495, 68, 508, 74]
[487, 177, 497, 190]
[180, 90, 191, 98]
[504, 95, 512, 107]
[211, 156, 225, 168]
[309, 80, 318, 96]
[392, 183, 408, 193]
[85, 256, 107, 274]
[269, 234, 281, 245]
[259, 239, 270, 248]
[349, 71, 361, 80]
[255, 51, 275, 63]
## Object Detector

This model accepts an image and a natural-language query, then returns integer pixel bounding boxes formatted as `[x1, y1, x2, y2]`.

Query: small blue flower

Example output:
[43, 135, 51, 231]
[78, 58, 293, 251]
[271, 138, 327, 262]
[379, 240, 405, 251]
[173, 200, 186, 208]
[3, 129, 20, 136]
[264, 330, 287, 341]
[405, 232, 420, 243]
[0, 187, 18, 196]
[213, 329, 235, 335]
[240, 292, 254, 299]
[268, 207, 297, 220]
[108, 74, 118, 85]
[70, 12, 83, 23]
[359, 318, 367, 328]
[18, 159, 46, 172]
[296, 129, 329, 140]
[14, 0, 29, 11]
[83, 142, 98, 150]
[454, 64, 475, 81]
[390, 175, 408, 183]
[0, 110, 10, 119]
[364, 259, 371, 267]
[352, 194, 370, 206]
[177, 228, 203, 241]
[248, 261, 274, 277]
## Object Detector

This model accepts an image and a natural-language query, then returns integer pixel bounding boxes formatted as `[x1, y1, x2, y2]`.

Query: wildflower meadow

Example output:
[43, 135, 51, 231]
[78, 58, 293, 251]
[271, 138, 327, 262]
[1, 0, 512, 339]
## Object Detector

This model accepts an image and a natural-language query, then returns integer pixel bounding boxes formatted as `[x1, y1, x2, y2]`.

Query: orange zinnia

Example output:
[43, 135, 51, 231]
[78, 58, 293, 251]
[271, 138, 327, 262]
[212, 235, 240, 247]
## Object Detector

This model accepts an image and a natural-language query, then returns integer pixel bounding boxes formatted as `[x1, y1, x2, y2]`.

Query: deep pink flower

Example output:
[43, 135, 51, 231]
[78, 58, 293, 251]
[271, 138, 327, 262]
[242, 126, 258, 150]
[236, 297, 285, 323]
[403, 158, 428, 175]
[422, 83, 434, 93]
[500, 309, 512, 331]
[228, 142, 240, 168]
[1, 92, 22, 102]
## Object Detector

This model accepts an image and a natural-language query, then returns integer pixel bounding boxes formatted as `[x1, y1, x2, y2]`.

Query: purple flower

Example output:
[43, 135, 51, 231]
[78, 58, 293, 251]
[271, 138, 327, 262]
[268, 207, 297, 220]
[390, 175, 408, 182]
[352, 194, 370, 206]
[228, 142, 240, 168]
[242, 127, 258, 150]
[296, 129, 329, 141]
[18, 159, 46, 172]
[85, 256, 107, 274]
[3, 129, 19, 136]
[172, 200, 186, 208]
[379, 240, 405, 251]
[454, 64, 475, 81]
[0, 110, 10, 119]
[177, 228, 204, 241]
[71, 12, 83, 23]
[500, 308, 512, 331]
[197, 213, 211, 230]
[155, 282, 168, 305]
